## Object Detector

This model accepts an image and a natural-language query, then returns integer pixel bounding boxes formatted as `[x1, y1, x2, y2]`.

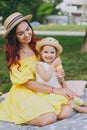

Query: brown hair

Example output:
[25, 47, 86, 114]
[4, 21, 39, 71]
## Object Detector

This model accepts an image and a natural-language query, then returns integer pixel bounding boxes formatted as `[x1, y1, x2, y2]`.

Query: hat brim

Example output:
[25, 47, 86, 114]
[4, 14, 32, 38]
[36, 40, 63, 54]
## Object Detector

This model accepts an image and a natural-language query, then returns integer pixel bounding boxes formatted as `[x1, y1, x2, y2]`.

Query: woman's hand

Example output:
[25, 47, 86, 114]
[53, 87, 74, 100]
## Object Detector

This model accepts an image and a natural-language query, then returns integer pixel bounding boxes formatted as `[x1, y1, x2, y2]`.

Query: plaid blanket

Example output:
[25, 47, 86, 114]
[0, 88, 87, 130]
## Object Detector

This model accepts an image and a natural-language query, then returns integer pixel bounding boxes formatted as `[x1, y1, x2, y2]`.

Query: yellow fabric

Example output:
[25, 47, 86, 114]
[74, 96, 84, 106]
[0, 55, 69, 124]
[38, 93, 69, 114]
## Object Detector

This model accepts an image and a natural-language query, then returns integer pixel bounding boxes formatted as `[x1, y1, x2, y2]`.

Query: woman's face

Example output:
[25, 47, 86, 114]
[41, 45, 57, 64]
[16, 21, 32, 45]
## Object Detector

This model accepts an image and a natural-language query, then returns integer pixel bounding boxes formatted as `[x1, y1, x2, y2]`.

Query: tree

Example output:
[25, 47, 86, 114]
[0, 0, 43, 22]
[37, 2, 53, 23]
[37, 0, 63, 23]
[0, 0, 20, 21]
[0, 0, 63, 24]
[52, 0, 63, 14]
[81, 29, 87, 53]
[17, 0, 43, 21]
[42, 0, 63, 14]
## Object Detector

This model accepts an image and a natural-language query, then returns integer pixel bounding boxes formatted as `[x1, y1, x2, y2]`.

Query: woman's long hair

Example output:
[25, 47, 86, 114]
[4, 21, 39, 71]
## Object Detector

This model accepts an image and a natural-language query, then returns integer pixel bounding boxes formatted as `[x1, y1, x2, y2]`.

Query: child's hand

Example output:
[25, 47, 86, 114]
[56, 68, 65, 78]
[52, 57, 62, 67]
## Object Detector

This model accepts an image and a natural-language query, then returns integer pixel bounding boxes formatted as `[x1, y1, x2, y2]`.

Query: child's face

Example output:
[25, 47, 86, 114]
[41, 45, 57, 63]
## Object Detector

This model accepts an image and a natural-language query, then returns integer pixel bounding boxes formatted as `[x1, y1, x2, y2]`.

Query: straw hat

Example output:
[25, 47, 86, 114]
[4, 12, 32, 38]
[36, 37, 63, 54]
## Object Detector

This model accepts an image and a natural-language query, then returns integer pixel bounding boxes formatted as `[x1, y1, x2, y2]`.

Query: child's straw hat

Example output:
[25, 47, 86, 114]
[36, 37, 63, 54]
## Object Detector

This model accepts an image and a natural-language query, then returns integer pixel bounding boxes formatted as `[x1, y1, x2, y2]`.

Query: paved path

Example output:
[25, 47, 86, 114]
[35, 31, 85, 36]
[0, 30, 86, 36]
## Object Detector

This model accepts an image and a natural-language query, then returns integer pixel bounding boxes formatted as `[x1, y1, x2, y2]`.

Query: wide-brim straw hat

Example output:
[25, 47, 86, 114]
[36, 37, 63, 54]
[4, 12, 32, 38]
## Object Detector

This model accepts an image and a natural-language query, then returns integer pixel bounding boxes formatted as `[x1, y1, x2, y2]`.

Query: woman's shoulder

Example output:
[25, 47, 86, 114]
[10, 55, 38, 73]
[11, 55, 38, 69]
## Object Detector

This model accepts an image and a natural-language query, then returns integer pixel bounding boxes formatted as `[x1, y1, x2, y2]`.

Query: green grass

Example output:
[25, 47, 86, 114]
[33, 24, 87, 31]
[0, 34, 87, 93]
[0, 36, 12, 93]
[1, 24, 87, 31]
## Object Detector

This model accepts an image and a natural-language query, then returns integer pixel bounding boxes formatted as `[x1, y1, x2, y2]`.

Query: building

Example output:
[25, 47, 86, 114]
[56, 0, 87, 24]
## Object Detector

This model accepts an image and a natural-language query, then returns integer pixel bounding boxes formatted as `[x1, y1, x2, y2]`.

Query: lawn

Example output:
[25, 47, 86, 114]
[33, 24, 87, 31]
[1, 24, 87, 31]
[0, 34, 87, 93]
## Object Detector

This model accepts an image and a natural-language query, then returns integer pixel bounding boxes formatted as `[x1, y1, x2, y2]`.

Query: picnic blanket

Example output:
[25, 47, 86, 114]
[0, 88, 87, 130]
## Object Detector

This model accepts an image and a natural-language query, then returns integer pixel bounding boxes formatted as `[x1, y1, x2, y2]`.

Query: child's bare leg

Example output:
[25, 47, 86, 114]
[73, 103, 87, 113]
[57, 105, 73, 119]
[83, 101, 87, 106]
[74, 96, 84, 106]
[73, 96, 87, 107]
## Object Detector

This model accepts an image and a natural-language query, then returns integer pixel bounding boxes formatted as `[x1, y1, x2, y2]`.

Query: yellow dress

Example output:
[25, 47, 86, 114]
[0, 55, 69, 124]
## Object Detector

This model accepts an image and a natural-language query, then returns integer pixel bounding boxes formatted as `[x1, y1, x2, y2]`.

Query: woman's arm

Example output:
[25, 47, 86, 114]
[23, 80, 54, 94]
[23, 80, 74, 100]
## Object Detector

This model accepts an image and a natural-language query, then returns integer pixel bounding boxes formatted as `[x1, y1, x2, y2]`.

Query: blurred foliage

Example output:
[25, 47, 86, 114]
[37, 2, 53, 23]
[0, 35, 12, 93]
[0, 0, 62, 23]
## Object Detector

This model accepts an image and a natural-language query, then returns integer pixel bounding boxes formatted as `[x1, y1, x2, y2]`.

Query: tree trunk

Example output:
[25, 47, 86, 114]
[81, 29, 87, 53]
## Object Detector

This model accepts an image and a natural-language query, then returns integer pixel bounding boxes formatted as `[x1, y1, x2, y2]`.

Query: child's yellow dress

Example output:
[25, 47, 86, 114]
[0, 55, 69, 124]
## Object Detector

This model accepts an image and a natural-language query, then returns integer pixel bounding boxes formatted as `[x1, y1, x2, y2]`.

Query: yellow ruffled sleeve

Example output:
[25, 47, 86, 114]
[9, 56, 37, 85]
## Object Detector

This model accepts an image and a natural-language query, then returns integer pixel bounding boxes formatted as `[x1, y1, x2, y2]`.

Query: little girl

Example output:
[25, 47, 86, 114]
[36, 37, 87, 113]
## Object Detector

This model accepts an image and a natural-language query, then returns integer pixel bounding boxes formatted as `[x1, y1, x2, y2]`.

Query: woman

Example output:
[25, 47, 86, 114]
[0, 12, 74, 126]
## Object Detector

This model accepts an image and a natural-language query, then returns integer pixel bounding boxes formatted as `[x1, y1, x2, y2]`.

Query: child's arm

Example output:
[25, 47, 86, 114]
[59, 77, 68, 88]
[56, 64, 68, 88]
[36, 57, 62, 81]
[36, 63, 55, 81]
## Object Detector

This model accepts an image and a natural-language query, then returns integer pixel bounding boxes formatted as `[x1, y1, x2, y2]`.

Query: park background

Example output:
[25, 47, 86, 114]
[0, 0, 87, 93]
